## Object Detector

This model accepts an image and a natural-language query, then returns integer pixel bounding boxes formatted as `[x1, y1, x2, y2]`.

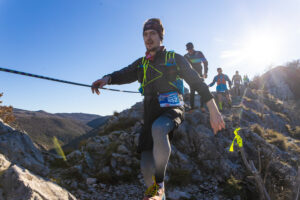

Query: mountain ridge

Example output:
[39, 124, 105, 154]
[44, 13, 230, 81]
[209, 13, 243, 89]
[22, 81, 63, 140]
[12, 108, 104, 150]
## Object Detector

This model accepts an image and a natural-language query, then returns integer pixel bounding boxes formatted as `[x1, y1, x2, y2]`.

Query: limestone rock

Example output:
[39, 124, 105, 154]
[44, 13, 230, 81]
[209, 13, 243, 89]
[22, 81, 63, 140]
[0, 120, 48, 176]
[0, 154, 10, 172]
[0, 119, 14, 135]
[0, 164, 76, 200]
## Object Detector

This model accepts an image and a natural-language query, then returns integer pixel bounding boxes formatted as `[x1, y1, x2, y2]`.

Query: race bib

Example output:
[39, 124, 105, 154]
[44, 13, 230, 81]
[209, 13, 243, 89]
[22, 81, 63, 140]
[158, 92, 184, 107]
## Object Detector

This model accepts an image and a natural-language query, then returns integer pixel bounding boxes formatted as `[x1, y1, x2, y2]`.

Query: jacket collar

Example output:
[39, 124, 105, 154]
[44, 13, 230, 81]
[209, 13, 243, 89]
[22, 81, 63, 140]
[145, 46, 165, 61]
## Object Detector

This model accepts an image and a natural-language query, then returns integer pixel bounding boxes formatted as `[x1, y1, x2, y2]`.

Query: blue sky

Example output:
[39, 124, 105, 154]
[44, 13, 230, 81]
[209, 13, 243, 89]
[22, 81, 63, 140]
[0, 0, 299, 115]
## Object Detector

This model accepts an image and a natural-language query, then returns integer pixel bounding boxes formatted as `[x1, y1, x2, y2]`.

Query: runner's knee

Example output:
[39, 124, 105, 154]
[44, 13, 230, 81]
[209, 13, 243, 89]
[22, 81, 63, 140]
[151, 116, 174, 141]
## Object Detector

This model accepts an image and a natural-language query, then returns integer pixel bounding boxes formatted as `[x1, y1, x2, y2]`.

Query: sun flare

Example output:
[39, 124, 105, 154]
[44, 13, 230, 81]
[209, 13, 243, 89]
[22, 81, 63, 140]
[221, 30, 284, 69]
[242, 33, 281, 65]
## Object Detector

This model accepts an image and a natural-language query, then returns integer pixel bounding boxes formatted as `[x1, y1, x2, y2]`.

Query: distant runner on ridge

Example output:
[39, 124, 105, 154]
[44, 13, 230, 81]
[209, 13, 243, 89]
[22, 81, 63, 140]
[232, 70, 242, 96]
[209, 67, 232, 111]
[184, 42, 208, 112]
[243, 74, 250, 87]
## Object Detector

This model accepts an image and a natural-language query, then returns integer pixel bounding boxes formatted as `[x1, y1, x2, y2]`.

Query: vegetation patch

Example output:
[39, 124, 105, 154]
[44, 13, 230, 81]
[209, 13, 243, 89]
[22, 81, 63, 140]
[78, 139, 88, 149]
[49, 177, 62, 185]
[103, 141, 119, 166]
[275, 112, 290, 123]
[251, 125, 300, 153]
[251, 124, 264, 137]
[100, 118, 137, 136]
[260, 128, 300, 153]
[286, 124, 300, 140]
[265, 129, 288, 151]
[49, 157, 69, 169]
[113, 111, 119, 117]
[0, 93, 15, 124]
[95, 169, 138, 184]
[168, 168, 192, 186]
[221, 175, 245, 198]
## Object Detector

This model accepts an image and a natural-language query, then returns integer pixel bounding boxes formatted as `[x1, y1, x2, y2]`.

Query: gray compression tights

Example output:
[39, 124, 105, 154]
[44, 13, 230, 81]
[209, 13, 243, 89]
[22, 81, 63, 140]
[140, 115, 175, 187]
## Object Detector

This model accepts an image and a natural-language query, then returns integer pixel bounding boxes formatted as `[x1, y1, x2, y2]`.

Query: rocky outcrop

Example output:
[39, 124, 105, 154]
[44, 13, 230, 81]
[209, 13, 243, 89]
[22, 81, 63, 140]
[0, 120, 77, 200]
[256, 66, 300, 101]
[0, 119, 48, 176]
[0, 154, 76, 200]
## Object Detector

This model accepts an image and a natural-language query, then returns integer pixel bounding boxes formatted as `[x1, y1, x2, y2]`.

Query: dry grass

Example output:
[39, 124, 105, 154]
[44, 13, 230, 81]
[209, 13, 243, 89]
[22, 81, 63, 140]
[221, 175, 247, 199]
[265, 129, 300, 153]
[275, 112, 290, 123]
[286, 124, 300, 140]
[251, 124, 300, 153]
[251, 124, 264, 137]
[265, 129, 289, 151]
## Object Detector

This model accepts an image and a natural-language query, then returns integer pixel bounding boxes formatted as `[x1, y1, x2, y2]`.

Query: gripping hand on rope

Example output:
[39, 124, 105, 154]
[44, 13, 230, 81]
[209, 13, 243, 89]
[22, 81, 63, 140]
[91, 76, 111, 95]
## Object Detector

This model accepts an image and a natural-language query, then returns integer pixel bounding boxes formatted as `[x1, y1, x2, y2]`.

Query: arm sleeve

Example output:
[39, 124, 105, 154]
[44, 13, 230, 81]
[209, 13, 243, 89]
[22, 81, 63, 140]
[226, 75, 232, 86]
[208, 76, 217, 87]
[184, 54, 192, 65]
[199, 51, 208, 74]
[175, 54, 213, 103]
[105, 58, 140, 85]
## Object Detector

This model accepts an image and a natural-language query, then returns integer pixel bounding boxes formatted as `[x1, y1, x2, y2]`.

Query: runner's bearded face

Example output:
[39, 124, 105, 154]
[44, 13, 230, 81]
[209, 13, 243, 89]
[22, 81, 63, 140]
[143, 29, 161, 51]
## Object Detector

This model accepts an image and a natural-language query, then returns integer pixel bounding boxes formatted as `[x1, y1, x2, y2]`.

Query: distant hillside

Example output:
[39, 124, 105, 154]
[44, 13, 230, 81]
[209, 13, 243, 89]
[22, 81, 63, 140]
[12, 109, 94, 150]
[86, 115, 110, 129]
[55, 112, 101, 124]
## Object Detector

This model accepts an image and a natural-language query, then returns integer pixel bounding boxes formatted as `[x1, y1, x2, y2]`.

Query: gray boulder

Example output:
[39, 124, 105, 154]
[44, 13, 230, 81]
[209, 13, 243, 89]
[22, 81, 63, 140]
[0, 164, 76, 200]
[0, 119, 49, 176]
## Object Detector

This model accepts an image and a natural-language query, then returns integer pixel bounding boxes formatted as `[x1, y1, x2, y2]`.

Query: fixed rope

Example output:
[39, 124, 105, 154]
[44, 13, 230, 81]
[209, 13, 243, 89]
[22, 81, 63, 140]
[0, 67, 139, 94]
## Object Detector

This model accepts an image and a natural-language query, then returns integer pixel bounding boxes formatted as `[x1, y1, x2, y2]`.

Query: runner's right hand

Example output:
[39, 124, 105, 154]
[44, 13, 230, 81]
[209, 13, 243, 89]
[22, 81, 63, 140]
[206, 99, 225, 134]
[91, 76, 110, 95]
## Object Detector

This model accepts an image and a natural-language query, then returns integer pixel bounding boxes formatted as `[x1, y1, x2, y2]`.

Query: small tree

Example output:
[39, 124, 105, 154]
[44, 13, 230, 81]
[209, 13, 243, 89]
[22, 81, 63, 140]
[0, 93, 15, 124]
